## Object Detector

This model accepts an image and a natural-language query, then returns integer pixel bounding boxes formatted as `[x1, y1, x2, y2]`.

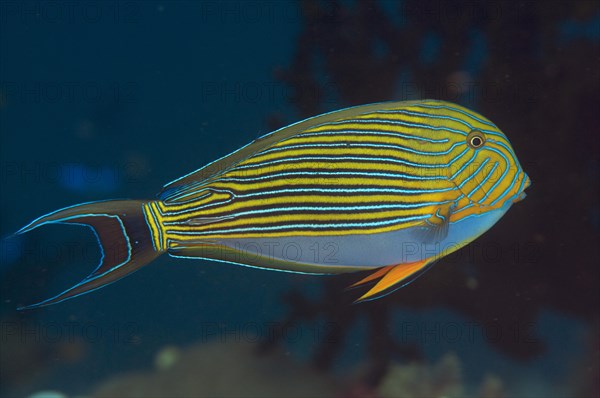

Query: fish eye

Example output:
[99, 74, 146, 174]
[467, 130, 485, 149]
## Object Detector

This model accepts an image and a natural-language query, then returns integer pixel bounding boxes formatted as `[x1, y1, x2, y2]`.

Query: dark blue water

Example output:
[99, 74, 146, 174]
[1, 2, 598, 397]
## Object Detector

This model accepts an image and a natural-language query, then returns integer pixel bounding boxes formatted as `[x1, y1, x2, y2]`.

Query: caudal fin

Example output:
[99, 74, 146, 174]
[15, 200, 163, 310]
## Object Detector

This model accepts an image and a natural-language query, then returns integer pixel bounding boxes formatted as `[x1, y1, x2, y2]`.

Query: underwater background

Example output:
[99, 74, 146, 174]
[0, 1, 598, 397]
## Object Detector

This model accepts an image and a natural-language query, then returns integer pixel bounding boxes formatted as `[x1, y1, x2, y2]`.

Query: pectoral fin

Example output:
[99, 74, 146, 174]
[352, 258, 436, 303]
[412, 205, 453, 244]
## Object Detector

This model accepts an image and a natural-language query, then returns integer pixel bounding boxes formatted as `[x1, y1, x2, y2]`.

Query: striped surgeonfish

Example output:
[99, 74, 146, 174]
[16, 100, 530, 309]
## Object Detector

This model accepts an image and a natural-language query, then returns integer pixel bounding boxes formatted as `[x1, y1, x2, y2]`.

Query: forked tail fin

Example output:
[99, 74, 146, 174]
[15, 200, 164, 310]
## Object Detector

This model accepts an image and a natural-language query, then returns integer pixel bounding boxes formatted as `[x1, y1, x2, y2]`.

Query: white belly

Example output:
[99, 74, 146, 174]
[213, 203, 513, 270]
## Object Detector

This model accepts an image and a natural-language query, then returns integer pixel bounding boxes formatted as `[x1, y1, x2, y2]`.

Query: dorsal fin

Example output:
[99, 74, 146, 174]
[158, 100, 431, 200]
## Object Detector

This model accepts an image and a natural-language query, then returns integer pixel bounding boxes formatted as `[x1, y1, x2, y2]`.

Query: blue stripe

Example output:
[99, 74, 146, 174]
[163, 200, 457, 225]
[504, 171, 528, 203]
[469, 162, 499, 197]
[299, 129, 449, 144]
[167, 213, 433, 236]
[15, 199, 123, 235]
[450, 152, 478, 180]
[389, 109, 513, 140]
[458, 158, 490, 188]
[260, 141, 465, 157]
[490, 165, 521, 206]
[375, 109, 476, 131]
[163, 189, 214, 204]
[168, 253, 333, 275]
[324, 119, 468, 136]
[234, 155, 457, 171]
[218, 170, 448, 183]
[448, 148, 470, 167]
[234, 186, 457, 197]
[435, 208, 446, 220]
[412, 103, 497, 128]
[480, 147, 511, 202]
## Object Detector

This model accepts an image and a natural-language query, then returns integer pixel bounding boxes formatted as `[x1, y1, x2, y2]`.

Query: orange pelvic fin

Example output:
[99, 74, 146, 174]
[352, 258, 435, 303]
[346, 265, 394, 290]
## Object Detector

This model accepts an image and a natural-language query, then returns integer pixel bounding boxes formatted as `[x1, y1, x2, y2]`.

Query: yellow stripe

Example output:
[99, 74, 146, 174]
[166, 205, 447, 231]
[355, 112, 469, 132]
[224, 161, 449, 178]
[167, 221, 426, 239]
[160, 189, 456, 221]
[143, 202, 163, 251]
[210, 177, 451, 191]
[271, 132, 450, 148]
[239, 147, 456, 166]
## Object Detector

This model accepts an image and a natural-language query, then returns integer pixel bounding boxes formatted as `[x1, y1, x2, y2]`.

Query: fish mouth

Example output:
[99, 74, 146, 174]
[512, 173, 531, 203]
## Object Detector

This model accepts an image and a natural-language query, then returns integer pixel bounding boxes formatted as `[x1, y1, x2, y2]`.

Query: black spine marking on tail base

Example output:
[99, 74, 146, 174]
[15, 200, 163, 310]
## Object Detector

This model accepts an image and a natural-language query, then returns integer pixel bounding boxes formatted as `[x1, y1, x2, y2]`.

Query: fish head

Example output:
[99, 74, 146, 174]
[447, 116, 530, 210]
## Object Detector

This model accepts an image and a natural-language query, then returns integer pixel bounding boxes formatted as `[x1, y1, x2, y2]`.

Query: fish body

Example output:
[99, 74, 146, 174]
[16, 100, 530, 309]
